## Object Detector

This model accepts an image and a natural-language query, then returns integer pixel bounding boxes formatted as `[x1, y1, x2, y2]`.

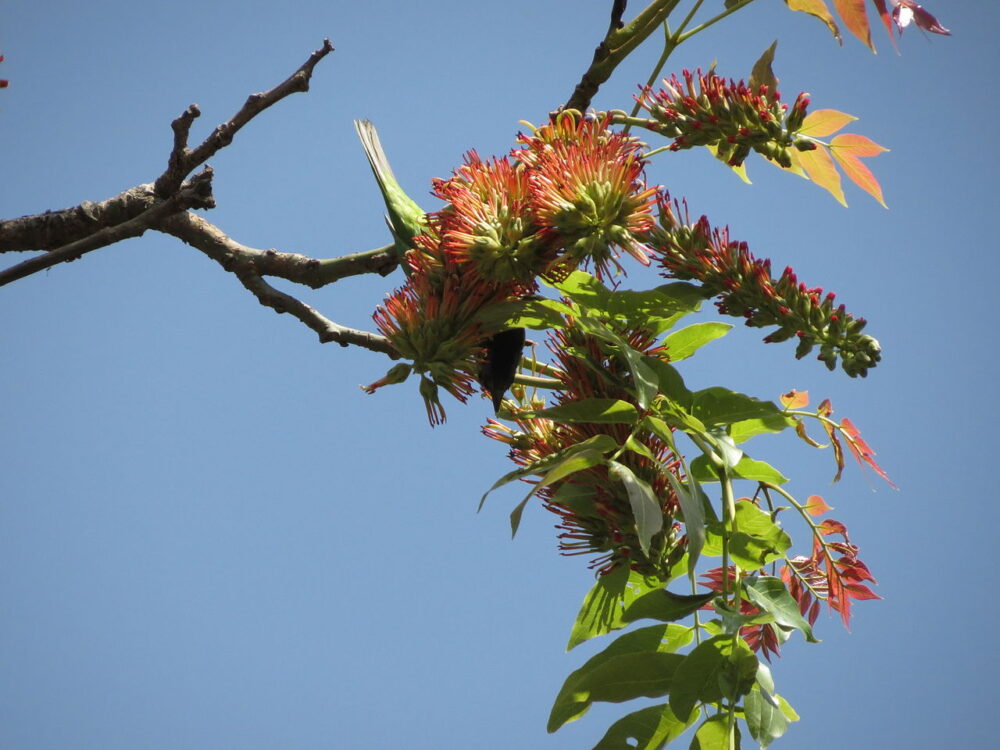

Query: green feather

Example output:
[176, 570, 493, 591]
[354, 120, 427, 270]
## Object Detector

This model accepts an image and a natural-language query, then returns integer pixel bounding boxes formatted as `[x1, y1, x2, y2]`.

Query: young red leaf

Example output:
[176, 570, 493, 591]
[784, 0, 843, 44]
[780, 389, 809, 410]
[840, 417, 897, 487]
[792, 145, 846, 206]
[831, 0, 874, 50]
[804, 494, 832, 516]
[871, 0, 900, 49]
[797, 108, 857, 138]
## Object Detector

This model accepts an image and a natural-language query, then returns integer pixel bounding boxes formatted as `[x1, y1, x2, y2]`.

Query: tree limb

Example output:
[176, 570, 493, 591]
[0, 170, 215, 288]
[154, 38, 335, 197]
[156, 211, 399, 286]
[563, 0, 681, 111]
[156, 210, 397, 355]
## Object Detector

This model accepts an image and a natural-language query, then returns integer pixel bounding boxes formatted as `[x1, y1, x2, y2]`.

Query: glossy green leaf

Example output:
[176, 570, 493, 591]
[664, 322, 732, 361]
[691, 388, 786, 429]
[554, 271, 612, 310]
[479, 433, 618, 509]
[744, 576, 819, 643]
[690, 715, 740, 750]
[643, 359, 693, 408]
[509, 448, 605, 536]
[549, 624, 692, 732]
[522, 398, 640, 424]
[567, 566, 664, 650]
[550, 482, 598, 517]
[670, 636, 758, 721]
[622, 589, 716, 624]
[574, 316, 659, 408]
[609, 461, 663, 555]
[702, 503, 791, 570]
[593, 703, 694, 750]
[689, 455, 788, 485]
[664, 471, 707, 578]
[746, 686, 789, 748]
[728, 413, 797, 444]
[473, 297, 573, 330]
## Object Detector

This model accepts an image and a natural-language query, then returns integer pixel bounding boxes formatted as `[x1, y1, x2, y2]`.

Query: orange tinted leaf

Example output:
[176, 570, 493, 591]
[794, 419, 823, 448]
[831, 0, 874, 50]
[795, 145, 846, 206]
[784, 0, 842, 43]
[830, 147, 886, 208]
[840, 417, 897, 488]
[798, 109, 857, 138]
[804, 495, 833, 516]
[830, 133, 888, 157]
[780, 389, 809, 409]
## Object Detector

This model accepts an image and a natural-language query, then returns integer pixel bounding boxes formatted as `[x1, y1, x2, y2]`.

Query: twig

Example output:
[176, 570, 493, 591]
[232, 268, 396, 354]
[156, 211, 399, 286]
[154, 39, 335, 196]
[0, 170, 215, 288]
[563, 0, 680, 111]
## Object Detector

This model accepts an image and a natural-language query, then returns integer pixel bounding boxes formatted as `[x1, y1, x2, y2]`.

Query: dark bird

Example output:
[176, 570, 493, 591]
[479, 328, 526, 413]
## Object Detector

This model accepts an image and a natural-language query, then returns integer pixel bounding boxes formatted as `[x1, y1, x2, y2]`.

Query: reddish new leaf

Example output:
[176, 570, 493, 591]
[832, 0, 874, 50]
[840, 417, 897, 487]
[780, 389, 809, 410]
[804, 494, 832, 516]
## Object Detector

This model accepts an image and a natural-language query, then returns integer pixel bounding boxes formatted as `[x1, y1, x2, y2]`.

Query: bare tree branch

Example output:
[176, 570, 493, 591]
[231, 268, 397, 354]
[154, 38, 335, 197]
[156, 212, 399, 286]
[156, 211, 397, 355]
[0, 170, 215, 288]
[0, 184, 161, 253]
[563, 0, 680, 111]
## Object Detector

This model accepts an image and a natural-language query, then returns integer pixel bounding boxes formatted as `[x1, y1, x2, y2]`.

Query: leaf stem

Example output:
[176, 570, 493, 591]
[676, 0, 758, 44]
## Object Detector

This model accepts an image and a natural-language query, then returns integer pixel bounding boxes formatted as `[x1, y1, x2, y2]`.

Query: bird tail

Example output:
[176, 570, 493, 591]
[354, 119, 396, 195]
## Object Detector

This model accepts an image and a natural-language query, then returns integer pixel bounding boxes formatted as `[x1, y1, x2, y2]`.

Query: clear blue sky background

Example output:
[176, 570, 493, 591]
[1, 1, 995, 748]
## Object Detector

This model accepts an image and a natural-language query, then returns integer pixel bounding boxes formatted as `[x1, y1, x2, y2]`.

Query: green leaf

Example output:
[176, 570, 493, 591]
[509, 448, 606, 536]
[593, 703, 694, 749]
[728, 413, 797, 444]
[549, 624, 692, 732]
[643, 359, 693, 408]
[550, 482, 599, 517]
[522, 398, 640, 424]
[479, 433, 618, 509]
[576, 316, 660, 409]
[690, 715, 740, 750]
[567, 566, 664, 650]
[554, 270, 612, 310]
[473, 297, 573, 330]
[702, 502, 791, 570]
[744, 576, 819, 643]
[608, 461, 663, 555]
[745, 686, 789, 748]
[663, 322, 731, 361]
[670, 636, 758, 722]
[689, 455, 788, 485]
[777, 694, 800, 722]
[622, 589, 716, 624]
[691, 388, 786, 429]
[664, 471, 709, 578]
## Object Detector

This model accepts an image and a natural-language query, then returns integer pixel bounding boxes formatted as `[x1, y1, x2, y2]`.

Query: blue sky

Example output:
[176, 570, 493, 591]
[1, 1, 995, 748]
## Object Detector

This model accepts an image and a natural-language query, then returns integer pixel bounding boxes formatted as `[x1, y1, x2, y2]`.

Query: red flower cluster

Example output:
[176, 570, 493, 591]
[646, 194, 881, 377]
[483, 322, 686, 575]
[634, 69, 815, 168]
[367, 112, 662, 422]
